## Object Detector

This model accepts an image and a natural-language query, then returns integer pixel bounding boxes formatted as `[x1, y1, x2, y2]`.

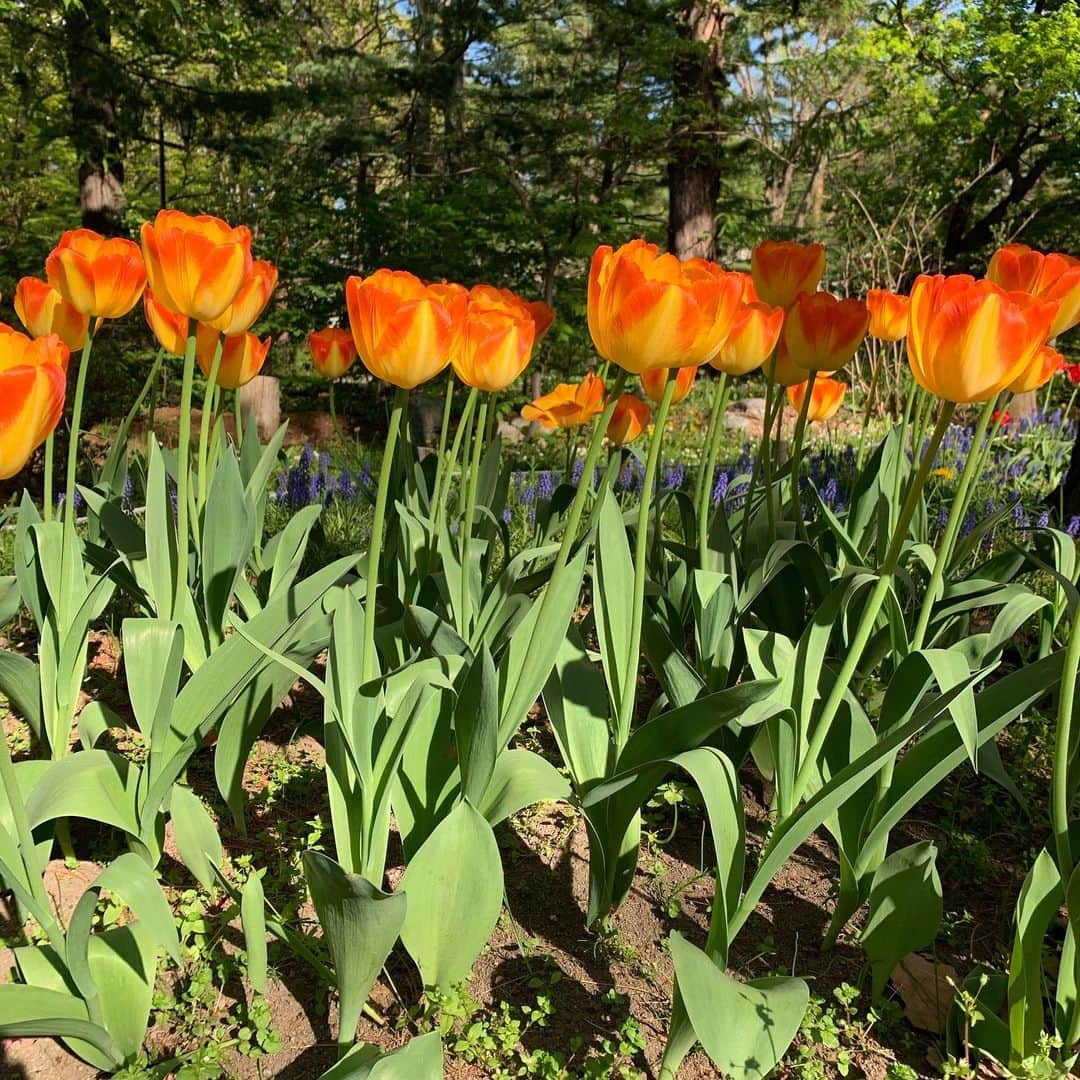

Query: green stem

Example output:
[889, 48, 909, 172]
[911, 396, 997, 651]
[616, 374, 677, 749]
[460, 397, 488, 635]
[362, 387, 409, 682]
[433, 387, 477, 538]
[329, 382, 341, 444]
[761, 374, 779, 540]
[1053, 598, 1080, 878]
[58, 332, 94, 614]
[787, 402, 957, 811]
[697, 373, 730, 568]
[234, 390, 244, 448]
[43, 434, 54, 522]
[173, 330, 197, 620]
[788, 370, 816, 525]
[855, 341, 882, 470]
[197, 337, 223, 512]
[432, 376, 454, 511]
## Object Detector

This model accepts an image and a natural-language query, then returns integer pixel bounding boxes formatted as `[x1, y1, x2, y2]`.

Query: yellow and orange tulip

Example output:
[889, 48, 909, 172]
[345, 269, 467, 389]
[140, 210, 253, 323]
[640, 364, 697, 405]
[786, 376, 847, 422]
[587, 240, 743, 373]
[907, 274, 1058, 403]
[0, 331, 69, 479]
[452, 285, 555, 392]
[13, 277, 89, 351]
[45, 229, 146, 320]
[196, 328, 270, 390]
[308, 328, 358, 380]
[206, 259, 278, 336]
[750, 240, 826, 310]
[781, 291, 869, 373]
[866, 289, 910, 341]
[712, 300, 784, 376]
[987, 243, 1080, 338]
[607, 394, 651, 444]
[1009, 344, 1065, 394]
[521, 372, 606, 430]
[144, 290, 189, 356]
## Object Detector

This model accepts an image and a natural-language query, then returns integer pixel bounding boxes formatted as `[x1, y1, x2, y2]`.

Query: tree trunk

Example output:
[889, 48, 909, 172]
[64, 0, 125, 234]
[667, 2, 729, 261]
[238, 376, 281, 444]
[1011, 390, 1038, 420]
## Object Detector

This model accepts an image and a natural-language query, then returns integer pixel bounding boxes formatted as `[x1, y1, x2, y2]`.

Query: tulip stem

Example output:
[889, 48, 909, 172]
[617, 374, 677, 749]
[197, 337, 223, 513]
[460, 398, 488, 636]
[692, 379, 721, 521]
[855, 340, 882, 470]
[362, 386, 409, 683]
[650, 371, 670, 575]
[43, 435, 54, 522]
[696, 373, 729, 569]
[329, 383, 341, 445]
[432, 376, 454, 512]
[173, 330, 197, 620]
[433, 387, 477, 540]
[760, 374, 780, 541]
[59, 332, 94, 614]
[788, 370, 816, 528]
[1053, 592, 1080, 879]
[911, 396, 997, 651]
[787, 401, 956, 812]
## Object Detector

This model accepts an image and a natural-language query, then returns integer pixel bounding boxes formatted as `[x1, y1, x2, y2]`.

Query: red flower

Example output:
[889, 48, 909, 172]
[1067, 363, 1080, 386]
[991, 409, 1012, 427]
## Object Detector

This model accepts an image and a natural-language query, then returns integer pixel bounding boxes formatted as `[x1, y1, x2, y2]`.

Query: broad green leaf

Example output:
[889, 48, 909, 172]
[0, 984, 119, 1064]
[454, 645, 499, 807]
[303, 851, 406, 1049]
[593, 488, 634, 715]
[25, 750, 142, 838]
[399, 801, 503, 990]
[169, 783, 222, 890]
[123, 618, 184, 784]
[241, 870, 268, 995]
[670, 931, 808, 1080]
[860, 842, 942, 998]
[477, 749, 572, 826]
[202, 450, 256, 644]
[318, 1031, 444, 1080]
[0, 648, 43, 739]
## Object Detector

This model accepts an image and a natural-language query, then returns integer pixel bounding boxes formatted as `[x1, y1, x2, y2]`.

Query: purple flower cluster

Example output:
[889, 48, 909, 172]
[274, 442, 369, 511]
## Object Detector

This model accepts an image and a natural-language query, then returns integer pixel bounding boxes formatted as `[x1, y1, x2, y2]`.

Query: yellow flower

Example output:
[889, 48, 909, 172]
[933, 467, 953, 480]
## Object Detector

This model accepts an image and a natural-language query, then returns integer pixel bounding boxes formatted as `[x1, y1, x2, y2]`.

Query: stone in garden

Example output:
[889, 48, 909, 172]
[890, 952, 959, 1033]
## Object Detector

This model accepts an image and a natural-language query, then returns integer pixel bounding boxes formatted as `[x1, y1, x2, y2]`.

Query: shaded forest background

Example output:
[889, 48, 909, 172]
[1, 0, 1079, 389]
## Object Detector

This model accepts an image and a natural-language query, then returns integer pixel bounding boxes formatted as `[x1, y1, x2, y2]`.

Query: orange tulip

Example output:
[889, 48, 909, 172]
[144, 290, 189, 356]
[452, 285, 555, 392]
[1009, 344, 1065, 394]
[763, 342, 809, 387]
[205, 259, 277, 336]
[607, 394, 651, 444]
[521, 372, 606, 430]
[13, 277, 89, 350]
[866, 289, 910, 341]
[140, 210, 253, 323]
[781, 291, 869, 373]
[907, 274, 1058, 404]
[345, 269, 467, 389]
[308, 328, 358, 380]
[0, 332, 68, 479]
[750, 240, 826, 310]
[712, 300, 784, 376]
[45, 229, 146, 319]
[987, 243, 1080, 338]
[786, 377, 847, 422]
[640, 364, 697, 404]
[196, 327, 270, 390]
[587, 240, 743, 373]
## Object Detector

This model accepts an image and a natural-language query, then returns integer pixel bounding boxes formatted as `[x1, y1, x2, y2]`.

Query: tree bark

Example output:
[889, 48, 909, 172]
[64, 0, 125, 234]
[667, 2, 730, 260]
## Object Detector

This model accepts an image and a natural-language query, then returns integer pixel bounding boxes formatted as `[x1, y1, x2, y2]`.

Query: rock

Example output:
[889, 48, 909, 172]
[496, 420, 524, 444]
[731, 396, 768, 421]
[890, 952, 959, 1033]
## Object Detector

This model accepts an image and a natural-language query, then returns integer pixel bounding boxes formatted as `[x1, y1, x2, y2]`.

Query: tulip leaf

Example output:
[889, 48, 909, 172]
[318, 1032, 444, 1080]
[593, 487, 634, 716]
[0, 985, 120, 1065]
[670, 931, 808, 1080]
[0, 647, 43, 740]
[169, 783, 223, 890]
[241, 869, 268, 995]
[399, 801, 503, 991]
[476, 748, 572, 826]
[454, 644, 499, 807]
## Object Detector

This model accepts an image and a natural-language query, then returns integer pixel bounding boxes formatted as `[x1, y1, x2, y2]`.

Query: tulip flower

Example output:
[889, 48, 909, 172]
[908, 274, 1057, 403]
[987, 243, 1080, 338]
[205, 259, 278, 336]
[13, 277, 89, 350]
[606, 394, 651, 444]
[991, 410, 1012, 428]
[345, 269, 467, 389]
[750, 240, 826, 310]
[196, 327, 270, 390]
[144, 290, 189, 356]
[140, 210, 253, 323]
[308, 328, 358, 380]
[866, 289, 910, 341]
[1009, 345, 1064, 394]
[781, 291, 869, 373]
[640, 364, 697, 405]
[521, 373, 606, 429]
[45, 229, 146, 319]
[1067, 363, 1080, 386]
[452, 285, 555, 392]
[786, 376, 847, 422]
[587, 240, 743, 374]
[764, 341, 813, 387]
[0, 332, 68, 480]
[712, 300, 784, 376]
